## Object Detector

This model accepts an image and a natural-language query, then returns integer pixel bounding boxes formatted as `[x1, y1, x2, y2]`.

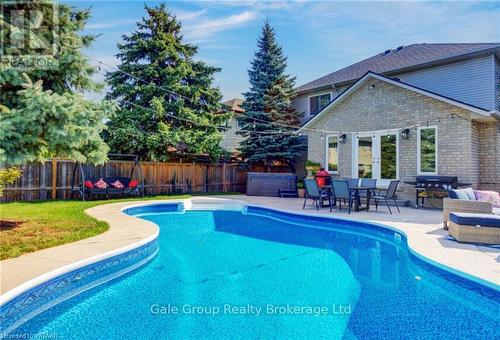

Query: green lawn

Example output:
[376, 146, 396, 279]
[0, 194, 231, 260]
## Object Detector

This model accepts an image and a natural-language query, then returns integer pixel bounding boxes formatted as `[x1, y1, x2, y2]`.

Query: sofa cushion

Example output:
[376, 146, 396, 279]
[474, 190, 500, 208]
[104, 177, 131, 187]
[449, 188, 475, 200]
[111, 180, 124, 189]
[449, 212, 500, 227]
[463, 188, 476, 200]
[94, 178, 108, 189]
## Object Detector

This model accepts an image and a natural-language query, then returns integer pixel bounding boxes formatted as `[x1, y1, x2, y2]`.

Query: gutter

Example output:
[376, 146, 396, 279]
[490, 111, 500, 121]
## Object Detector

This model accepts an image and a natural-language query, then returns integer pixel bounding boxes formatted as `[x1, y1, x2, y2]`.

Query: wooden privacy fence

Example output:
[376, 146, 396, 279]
[1, 159, 247, 202]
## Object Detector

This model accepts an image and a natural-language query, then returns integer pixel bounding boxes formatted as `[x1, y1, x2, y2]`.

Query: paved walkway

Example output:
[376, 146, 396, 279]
[1, 196, 498, 297]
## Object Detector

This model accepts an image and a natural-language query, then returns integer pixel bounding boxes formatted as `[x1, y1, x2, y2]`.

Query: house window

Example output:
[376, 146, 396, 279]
[418, 126, 437, 174]
[326, 136, 338, 173]
[236, 118, 244, 129]
[309, 93, 331, 116]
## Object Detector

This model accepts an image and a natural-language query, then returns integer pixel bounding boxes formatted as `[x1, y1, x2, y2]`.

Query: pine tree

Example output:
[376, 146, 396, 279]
[1, 76, 114, 166]
[0, 1, 113, 168]
[0, 0, 101, 110]
[239, 20, 304, 170]
[105, 4, 227, 161]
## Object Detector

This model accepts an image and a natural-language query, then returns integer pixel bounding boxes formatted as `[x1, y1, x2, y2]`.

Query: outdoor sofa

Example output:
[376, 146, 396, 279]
[82, 176, 140, 200]
[443, 188, 500, 228]
[443, 188, 500, 244]
[448, 212, 500, 244]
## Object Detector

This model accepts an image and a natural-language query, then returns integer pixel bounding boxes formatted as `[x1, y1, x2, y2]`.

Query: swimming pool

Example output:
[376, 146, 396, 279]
[4, 202, 500, 339]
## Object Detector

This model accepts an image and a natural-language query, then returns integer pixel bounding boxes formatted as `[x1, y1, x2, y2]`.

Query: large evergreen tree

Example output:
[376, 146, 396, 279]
[0, 0, 101, 110]
[1, 76, 114, 166]
[105, 4, 227, 161]
[0, 1, 113, 167]
[238, 20, 304, 170]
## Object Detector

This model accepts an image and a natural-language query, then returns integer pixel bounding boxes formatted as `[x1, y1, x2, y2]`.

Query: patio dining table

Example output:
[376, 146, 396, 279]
[320, 185, 376, 212]
[349, 186, 376, 212]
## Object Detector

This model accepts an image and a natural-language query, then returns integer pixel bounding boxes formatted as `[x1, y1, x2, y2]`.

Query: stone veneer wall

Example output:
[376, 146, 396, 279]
[305, 78, 482, 201]
[478, 122, 500, 191]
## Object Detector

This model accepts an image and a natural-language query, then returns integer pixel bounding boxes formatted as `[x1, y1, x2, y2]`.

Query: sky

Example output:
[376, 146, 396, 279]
[67, 0, 500, 101]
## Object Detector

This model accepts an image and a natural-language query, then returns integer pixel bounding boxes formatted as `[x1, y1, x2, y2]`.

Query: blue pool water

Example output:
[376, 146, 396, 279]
[10, 206, 500, 339]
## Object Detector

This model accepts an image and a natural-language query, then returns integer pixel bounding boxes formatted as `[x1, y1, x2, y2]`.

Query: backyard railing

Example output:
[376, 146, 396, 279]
[1, 159, 247, 202]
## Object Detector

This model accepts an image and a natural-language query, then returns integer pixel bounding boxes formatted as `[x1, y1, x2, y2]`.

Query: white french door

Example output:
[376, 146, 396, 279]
[352, 132, 399, 179]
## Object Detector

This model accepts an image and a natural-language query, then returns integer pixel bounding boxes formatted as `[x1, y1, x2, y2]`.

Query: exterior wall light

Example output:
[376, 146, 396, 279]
[339, 134, 347, 143]
[402, 128, 410, 140]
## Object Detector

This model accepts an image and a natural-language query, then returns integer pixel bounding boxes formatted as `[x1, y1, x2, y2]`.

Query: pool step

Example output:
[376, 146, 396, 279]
[184, 197, 248, 213]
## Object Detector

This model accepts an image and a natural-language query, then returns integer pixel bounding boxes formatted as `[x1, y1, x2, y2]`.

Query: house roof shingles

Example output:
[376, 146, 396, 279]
[297, 43, 500, 93]
[223, 98, 244, 113]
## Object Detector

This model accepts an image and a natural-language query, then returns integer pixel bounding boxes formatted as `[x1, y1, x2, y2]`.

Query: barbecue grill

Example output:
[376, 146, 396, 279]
[405, 176, 469, 208]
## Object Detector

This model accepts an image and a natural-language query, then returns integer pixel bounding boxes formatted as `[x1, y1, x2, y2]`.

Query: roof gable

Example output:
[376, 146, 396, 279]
[299, 72, 495, 131]
[223, 98, 244, 113]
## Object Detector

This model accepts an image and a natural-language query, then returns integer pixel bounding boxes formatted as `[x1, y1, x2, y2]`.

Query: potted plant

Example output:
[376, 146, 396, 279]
[297, 180, 305, 198]
[305, 160, 321, 177]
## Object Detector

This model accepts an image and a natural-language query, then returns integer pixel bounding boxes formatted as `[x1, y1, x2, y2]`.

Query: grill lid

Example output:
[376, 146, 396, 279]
[415, 175, 458, 183]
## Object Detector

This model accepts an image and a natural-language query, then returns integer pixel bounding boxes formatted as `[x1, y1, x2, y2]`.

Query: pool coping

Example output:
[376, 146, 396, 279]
[1, 197, 499, 304]
[0, 199, 164, 299]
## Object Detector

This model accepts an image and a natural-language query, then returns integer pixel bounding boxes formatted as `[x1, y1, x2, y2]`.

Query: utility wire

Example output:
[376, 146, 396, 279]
[89, 55, 477, 137]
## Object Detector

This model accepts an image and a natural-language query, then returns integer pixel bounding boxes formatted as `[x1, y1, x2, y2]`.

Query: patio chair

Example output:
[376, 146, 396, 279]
[372, 180, 400, 214]
[345, 178, 359, 188]
[303, 178, 332, 211]
[332, 180, 355, 214]
[359, 178, 377, 202]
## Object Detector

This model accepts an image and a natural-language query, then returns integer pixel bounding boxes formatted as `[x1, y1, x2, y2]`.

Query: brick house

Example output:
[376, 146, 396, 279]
[294, 43, 500, 201]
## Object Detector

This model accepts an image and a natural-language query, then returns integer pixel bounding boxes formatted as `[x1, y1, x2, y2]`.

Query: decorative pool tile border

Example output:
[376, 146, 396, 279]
[0, 238, 159, 335]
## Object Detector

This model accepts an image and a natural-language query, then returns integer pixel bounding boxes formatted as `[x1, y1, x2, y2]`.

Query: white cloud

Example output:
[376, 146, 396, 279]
[183, 11, 258, 40]
[176, 9, 206, 21]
